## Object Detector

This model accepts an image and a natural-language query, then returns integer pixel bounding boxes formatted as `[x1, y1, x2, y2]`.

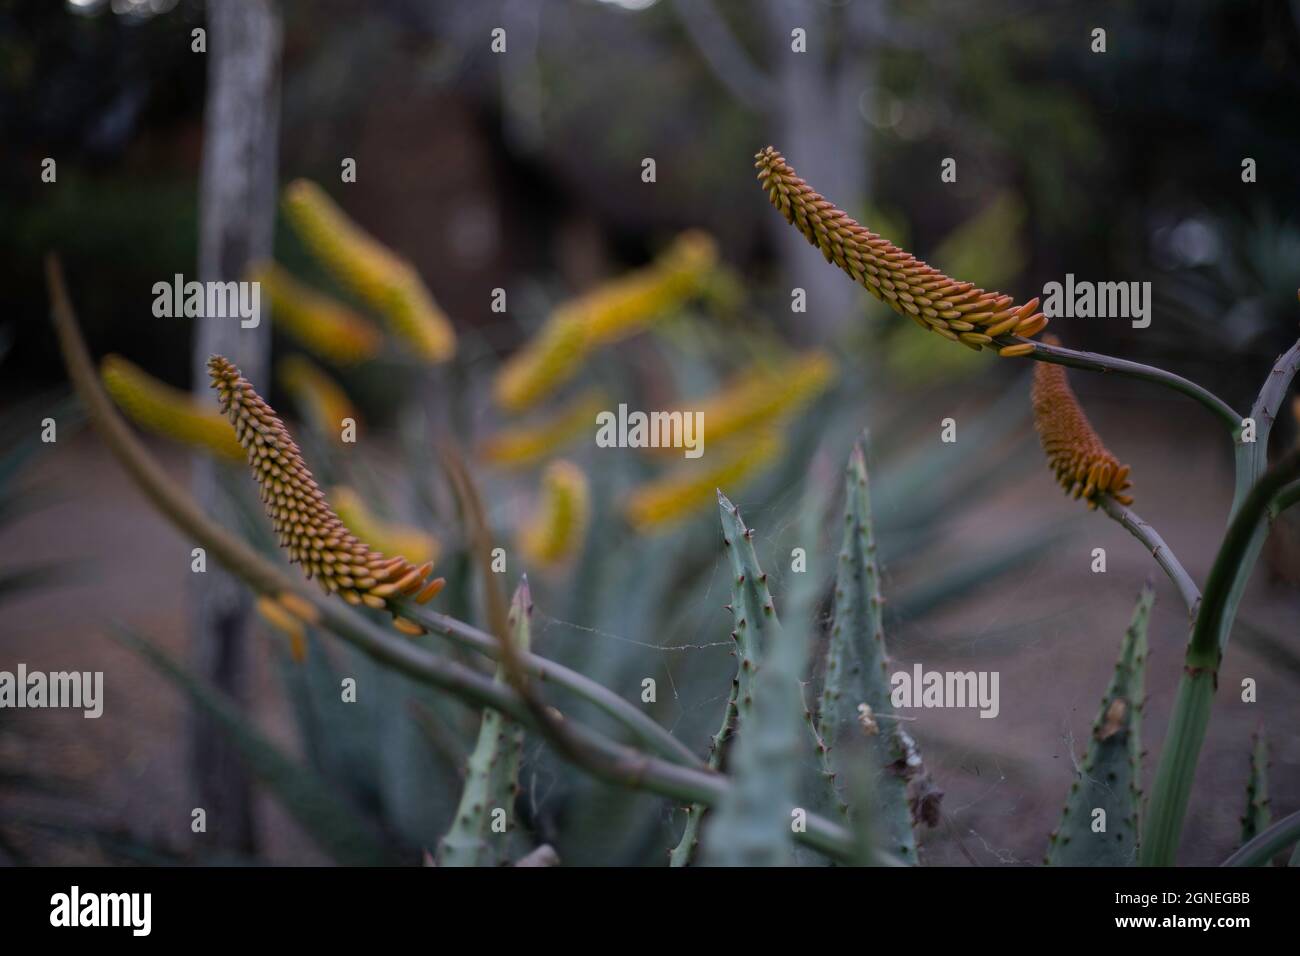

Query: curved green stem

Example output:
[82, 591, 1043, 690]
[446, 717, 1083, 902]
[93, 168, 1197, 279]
[1232, 338, 1300, 518]
[45, 253, 696, 771]
[396, 603, 699, 766]
[1140, 444, 1300, 865]
[1099, 497, 1201, 621]
[1222, 809, 1300, 867]
[1270, 478, 1300, 517]
[1019, 338, 1242, 434]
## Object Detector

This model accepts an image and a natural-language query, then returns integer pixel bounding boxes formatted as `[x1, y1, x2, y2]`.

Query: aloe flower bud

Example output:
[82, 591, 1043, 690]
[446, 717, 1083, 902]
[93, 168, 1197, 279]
[1031, 337, 1134, 508]
[754, 146, 1046, 353]
[208, 355, 444, 630]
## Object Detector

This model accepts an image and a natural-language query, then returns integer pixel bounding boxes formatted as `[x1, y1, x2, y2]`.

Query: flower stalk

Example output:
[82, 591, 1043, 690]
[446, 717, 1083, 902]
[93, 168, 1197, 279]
[1141, 443, 1300, 865]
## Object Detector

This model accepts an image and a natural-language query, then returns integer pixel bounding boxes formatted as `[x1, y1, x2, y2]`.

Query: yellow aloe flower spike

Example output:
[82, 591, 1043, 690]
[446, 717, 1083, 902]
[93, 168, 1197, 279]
[100, 354, 244, 461]
[250, 260, 382, 365]
[281, 179, 455, 363]
[574, 230, 718, 347]
[667, 349, 835, 452]
[277, 354, 358, 443]
[754, 146, 1046, 352]
[331, 485, 440, 567]
[519, 460, 590, 566]
[1032, 336, 1134, 509]
[478, 388, 609, 469]
[493, 312, 589, 413]
[492, 231, 718, 412]
[208, 355, 444, 631]
[623, 431, 784, 532]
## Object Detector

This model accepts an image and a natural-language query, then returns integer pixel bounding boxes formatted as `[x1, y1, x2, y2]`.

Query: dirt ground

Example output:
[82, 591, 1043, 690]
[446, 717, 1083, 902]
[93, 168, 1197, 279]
[1, 397, 1296, 866]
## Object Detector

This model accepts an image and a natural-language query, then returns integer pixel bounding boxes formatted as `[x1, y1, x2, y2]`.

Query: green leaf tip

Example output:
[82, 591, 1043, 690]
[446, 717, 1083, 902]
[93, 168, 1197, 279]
[436, 576, 533, 866]
[815, 435, 933, 863]
[671, 488, 788, 865]
[1240, 724, 1271, 847]
[1045, 584, 1153, 866]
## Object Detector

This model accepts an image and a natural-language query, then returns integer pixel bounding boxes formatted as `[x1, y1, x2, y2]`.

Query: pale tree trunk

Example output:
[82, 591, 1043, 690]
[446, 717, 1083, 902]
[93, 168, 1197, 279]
[189, 0, 282, 856]
[674, 0, 877, 341]
[759, 0, 874, 341]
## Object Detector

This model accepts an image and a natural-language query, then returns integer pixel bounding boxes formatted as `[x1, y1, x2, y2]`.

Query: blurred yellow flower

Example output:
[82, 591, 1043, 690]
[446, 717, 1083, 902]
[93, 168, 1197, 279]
[251, 260, 382, 365]
[493, 313, 589, 414]
[282, 179, 455, 363]
[277, 354, 358, 442]
[575, 230, 717, 347]
[100, 354, 244, 461]
[624, 431, 784, 532]
[671, 349, 835, 452]
[479, 388, 608, 469]
[519, 460, 590, 566]
[492, 231, 718, 412]
[331, 486, 440, 568]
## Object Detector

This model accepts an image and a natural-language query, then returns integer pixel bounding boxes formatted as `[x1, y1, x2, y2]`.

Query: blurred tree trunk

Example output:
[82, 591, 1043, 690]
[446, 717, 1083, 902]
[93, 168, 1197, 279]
[759, 0, 874, 342]
[189, 0, 282, 856]
[675, 0, 876, 341]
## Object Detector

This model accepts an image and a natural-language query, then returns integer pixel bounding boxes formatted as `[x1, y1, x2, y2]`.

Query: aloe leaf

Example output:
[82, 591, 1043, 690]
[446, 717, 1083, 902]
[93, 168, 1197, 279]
[819, 435, 931, 864]
[436, 577, 532, 866]
[109, 623, 396, 866]
[1045, 585, 1152, 866]
[1240, 726, 1271, 846]
[670, 489, 786, 865]
[702, 491, 818, 866]
[1223, 809, 1300, 867]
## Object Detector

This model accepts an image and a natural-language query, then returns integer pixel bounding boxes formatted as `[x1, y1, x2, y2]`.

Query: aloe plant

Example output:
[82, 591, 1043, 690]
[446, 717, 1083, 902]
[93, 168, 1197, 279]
[37, 134, 1300, 871]
[752, 147, 1300, 868]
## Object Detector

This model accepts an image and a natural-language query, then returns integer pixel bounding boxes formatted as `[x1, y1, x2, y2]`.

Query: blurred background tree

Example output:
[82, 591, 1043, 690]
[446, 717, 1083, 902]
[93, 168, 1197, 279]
[5, 0, 1299, 402]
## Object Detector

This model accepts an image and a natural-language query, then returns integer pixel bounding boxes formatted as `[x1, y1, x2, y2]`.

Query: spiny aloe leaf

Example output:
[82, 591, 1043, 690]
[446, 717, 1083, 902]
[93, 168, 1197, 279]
[670, 488, 785, 865]
[1045, 584, 1153, 866]
[436, 577, 531, 867]
[109, 623, 396, 866]
[1240, 725, 1271, 846]
[1223, 809, 1300, 867]
[703, 490, 818, 866]
[818, 436, 932, 864]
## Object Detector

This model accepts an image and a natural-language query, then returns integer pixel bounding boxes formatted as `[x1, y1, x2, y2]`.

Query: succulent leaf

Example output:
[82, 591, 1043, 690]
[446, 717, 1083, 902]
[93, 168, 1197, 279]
[436, 578, 532, 866]
[1045, 585, 1152, 866]
[819, 436, 934, 863]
